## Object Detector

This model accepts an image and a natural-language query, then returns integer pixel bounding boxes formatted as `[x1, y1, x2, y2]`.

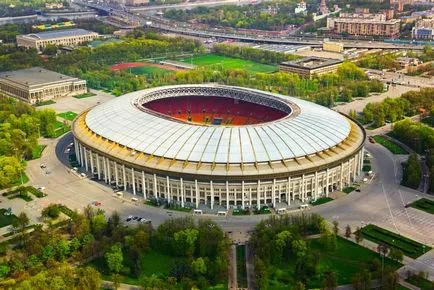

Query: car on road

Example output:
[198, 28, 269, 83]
[92, 201, 102, 206]
[368, 137, 375, 144]
[126, 217, 132, 222]
[37, 186, 45, 191]
[132, 216, 138, 220]
[80, 173, 87, 177]
[356, 189, 361, 192]
[40, 164, 47, 169]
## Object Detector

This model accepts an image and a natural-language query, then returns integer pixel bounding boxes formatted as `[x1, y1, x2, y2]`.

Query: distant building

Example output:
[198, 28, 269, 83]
[0, 67, 87, 104]
[16, 28, 98, 52]
[279, 57, 343, 78]
[45, 2, 63, 9]
[412, 18, 434, 39]
[323, 41, 344, 53]
[327, 12, 400, 36]
[395, 57, 421, 68]
[125, 0, 150, 5]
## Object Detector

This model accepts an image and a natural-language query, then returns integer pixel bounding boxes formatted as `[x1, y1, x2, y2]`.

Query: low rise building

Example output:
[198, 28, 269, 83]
[279, 57, 343, 78]
[0, 67, 87, 104]
[323, 41, 344, 53]
[16, 28, 98, 52]
[412, 18, 434, 39]
[327, 12, 400, 37]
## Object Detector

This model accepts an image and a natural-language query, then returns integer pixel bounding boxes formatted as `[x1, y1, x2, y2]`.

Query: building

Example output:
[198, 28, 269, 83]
[16, 28, 98, 52]
[72, 84, 365, 210]
[0, 67, 87, 104]
[327, 12, 401, 36]
[323, 41, 344, 53]
[279, 57, 342, 78]
[412, 18, 434, 39]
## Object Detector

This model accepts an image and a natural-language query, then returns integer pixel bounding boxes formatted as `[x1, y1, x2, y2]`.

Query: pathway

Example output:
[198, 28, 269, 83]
[228, 244, 237, 290]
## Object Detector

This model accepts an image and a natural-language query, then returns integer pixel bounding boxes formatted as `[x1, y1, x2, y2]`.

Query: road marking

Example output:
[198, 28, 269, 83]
[381, 183, 400, 235]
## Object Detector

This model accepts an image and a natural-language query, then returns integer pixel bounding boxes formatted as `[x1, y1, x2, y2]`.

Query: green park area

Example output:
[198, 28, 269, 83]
[179, 54, 278, 73]
[408, 198, 434, 215]
[406, 275, 434, 290]
[126, 66, 175, 77]
[57, 111, 78, 121]
[0, 209, 18, 228]
[236, 245, 247, 288]
[267, 236, 401, 289]
[361, 224, 431, 259]
[372, 135, 408, 155]
[89, 250, 175, 285]
[53, 120, 70, 138]
[311, 197, 333, 206]
[31, 144, 46, 160]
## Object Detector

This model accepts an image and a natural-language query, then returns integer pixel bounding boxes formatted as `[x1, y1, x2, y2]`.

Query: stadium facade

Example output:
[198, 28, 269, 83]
[72, 85, 365, 209]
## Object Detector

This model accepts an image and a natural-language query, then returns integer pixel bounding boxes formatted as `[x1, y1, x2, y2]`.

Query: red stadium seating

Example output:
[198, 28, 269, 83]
[144, 96, 286, 125]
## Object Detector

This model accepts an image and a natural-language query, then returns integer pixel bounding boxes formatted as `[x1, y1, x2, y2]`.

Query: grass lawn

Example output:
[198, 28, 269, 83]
[253, 206, 271, 215]
[127, 66, 174, 77]
[35, 100, 55, 106]
[408, 198, 434, 215]
[179, 54, 278, 73]
[362, 164, 372, 172]
[343, 187, 356, 194]
[267, 236, 401, 289]
[52, 121, 70, 138]
[88, 250, 175, 285]
[0, 209, 18, 228]
[233, 208, 250, 216]
[73, 92, 96, 99]
[31, 144, 46, 160]
[311, 197, 333, 206]
[361, 224, 431, 259]
[406, 275, 434, 290]
[372, 135, 408, 154]
[236, 245, 247, 288]
[165, 204, 192, 213]
[57, 111, 77, 121]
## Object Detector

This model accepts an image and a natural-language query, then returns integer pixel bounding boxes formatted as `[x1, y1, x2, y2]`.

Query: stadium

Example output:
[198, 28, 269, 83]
[72, 84, 365, 210]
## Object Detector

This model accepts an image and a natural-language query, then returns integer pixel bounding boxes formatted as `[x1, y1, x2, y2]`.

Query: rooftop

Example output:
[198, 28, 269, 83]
[20, 28, 97, 40]
[280, 57, 342, 69]
[0, 67, 80, 87]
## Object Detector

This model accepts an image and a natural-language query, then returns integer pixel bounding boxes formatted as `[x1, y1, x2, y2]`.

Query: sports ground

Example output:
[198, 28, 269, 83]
[178, 54, 278, 73]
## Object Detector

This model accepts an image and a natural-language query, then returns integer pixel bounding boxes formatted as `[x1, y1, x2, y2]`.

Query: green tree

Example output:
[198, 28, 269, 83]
[174, 228, 199, 257]
[191, 257, 207, 275]
[345, 224, 352, 238]
[76, 266, 101, 290]
[292, 239, 307, 259]
[105, 244, 124, 274]
[354, 227, 363, 244]
[321, 271, 337, 290]
[332, 220, 339, 235]
[388, 248, 404, 262]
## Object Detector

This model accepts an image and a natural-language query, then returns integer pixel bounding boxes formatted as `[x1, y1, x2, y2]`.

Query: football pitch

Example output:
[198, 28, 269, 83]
[179, 54, 278, 73]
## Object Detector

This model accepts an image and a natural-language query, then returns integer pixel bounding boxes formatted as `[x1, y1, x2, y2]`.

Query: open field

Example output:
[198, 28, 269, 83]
[127, 66, 174, 77]
[267, 236, 401, 289]
[179, 54, 278, 73]
[408, 198, 434, 215]
[57, 111, 78, 121]
[361, 224, 431, 259]
[372, 135, 408, 154]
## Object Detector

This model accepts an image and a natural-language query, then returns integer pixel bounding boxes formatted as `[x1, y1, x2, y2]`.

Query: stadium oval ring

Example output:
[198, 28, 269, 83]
[72, 84, 366, 210]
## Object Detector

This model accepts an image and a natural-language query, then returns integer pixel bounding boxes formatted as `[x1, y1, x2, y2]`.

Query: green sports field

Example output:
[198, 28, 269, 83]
[126, 66, 174, 77]
[179, 54, 278, 73]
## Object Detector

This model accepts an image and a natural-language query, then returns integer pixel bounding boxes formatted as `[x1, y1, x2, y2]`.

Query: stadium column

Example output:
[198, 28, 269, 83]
[353, 156, 357, 180]
[301, 175, 305, 202]
[257, 180, 261, 209]
[122, 165, 126, 191]
[249, 187, 252, 208]
[115, 162, 119, 187]
[78, 144, 84, 167]
[287, 177, 291, 206]
[180, 178, 184, 207]
[210, 181, 214, 210]
[96, 154, 101, 180]
[225, 181, 229, 210]
[103, 157, 108, 183]
[326, 168, 330, 197]
[166, 176, 170, 203]
[142, 171, 146, 199]
[132, 168, 136, 195]
[107, 159, 111, 184]
[74, 139, 80, 165]
[272, 179, 276, 208]
[153, 174, 158, 199]
[83, 147, 89, 172]
[359, 148, 364, 173]
[340, 162, 344, 191]
[315, 171, 318, 200]
[195, 179, 199, 209]
[347, 160, 351, 186]
[241, 181, 245, 209]
[90, 152, 94, 174]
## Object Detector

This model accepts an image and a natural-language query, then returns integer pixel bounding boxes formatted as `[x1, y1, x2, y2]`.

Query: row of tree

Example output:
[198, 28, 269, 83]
[401, 153, 422, 189]
[1, 205, 229, 290]
[212, 43, 299, 65]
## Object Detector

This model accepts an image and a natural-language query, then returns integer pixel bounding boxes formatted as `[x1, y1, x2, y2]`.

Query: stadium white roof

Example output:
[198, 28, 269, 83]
[85, 85, 351, 164]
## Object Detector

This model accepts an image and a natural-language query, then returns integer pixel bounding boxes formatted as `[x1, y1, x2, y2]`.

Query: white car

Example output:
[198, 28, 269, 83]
[80, 173, 87, 177]
[37, 186, 45, 191]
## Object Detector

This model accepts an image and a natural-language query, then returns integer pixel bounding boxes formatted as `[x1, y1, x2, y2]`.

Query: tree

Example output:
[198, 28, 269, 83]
[111, 273, 121, 290]
[42, 44, 58, 56]
[191, 257, 207, 275]
[388, 248, 404, 262]
[354, 227, 363, 244]
[105, 244, 123, 274]
[382, 267, 399, 290]
[76, 266, 101, 290]
[402, 153, 422, 189]
[321, 271, 337, 290]
[174, 228, 199, 257]
[332, 220, 339, 235]
[294, 281, 306, 290]
[345, 225, 352, 238]
[56, 239, 70, 261]
[292, 239, 307, 259]
[41, 204, 60, 219]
